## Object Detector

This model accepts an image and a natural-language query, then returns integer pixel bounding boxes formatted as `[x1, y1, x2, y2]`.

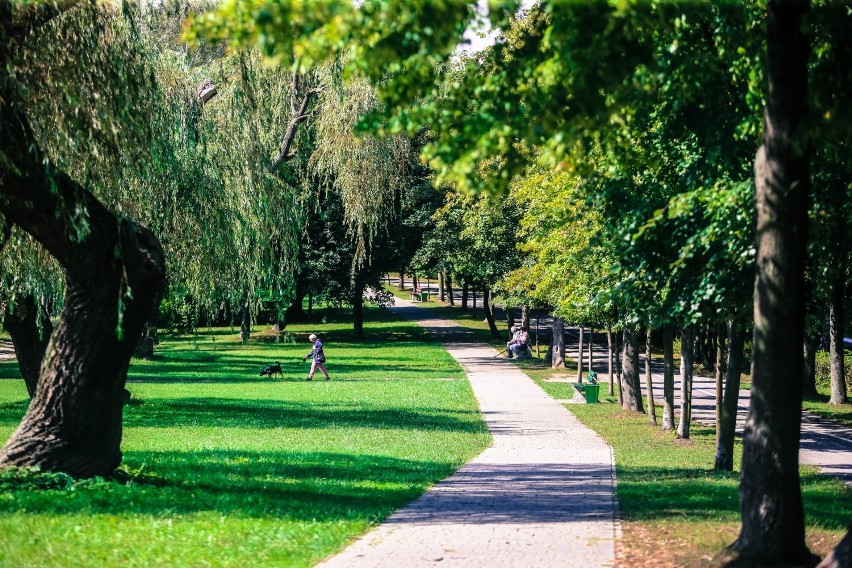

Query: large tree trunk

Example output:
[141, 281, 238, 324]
[816, 525, 852, 568]
[662, 325, 676, 431]
[677, 326, 694, 439]
[551, 317, 565, 369]
[733, 1, 813, 563]
[482, 289, 501, 340]
[0, 18, 167, 478]
[715, 320, 746, 471]
[645, 328, 657, 425]
[829, 282, 848, 405]
[3, 294, 53, 398]
[577, 327, 585, 381]
[621, 328, 644, 412]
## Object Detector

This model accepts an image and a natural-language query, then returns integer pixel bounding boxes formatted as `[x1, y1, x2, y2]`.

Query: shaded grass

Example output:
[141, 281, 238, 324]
[803, 389, 852, 428]
[0, 306, 490, 568]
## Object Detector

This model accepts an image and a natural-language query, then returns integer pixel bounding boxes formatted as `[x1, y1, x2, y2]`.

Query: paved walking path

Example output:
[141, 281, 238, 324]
[563, 329, 852, 486]
[319, 300, 619, 567]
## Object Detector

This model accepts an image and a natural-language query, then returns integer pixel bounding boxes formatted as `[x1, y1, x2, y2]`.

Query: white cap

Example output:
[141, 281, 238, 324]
[309, 334, 318, 341]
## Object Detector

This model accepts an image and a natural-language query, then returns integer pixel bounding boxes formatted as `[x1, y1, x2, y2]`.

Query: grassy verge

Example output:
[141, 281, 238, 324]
[0, 306, 490, 568]
[511, 357, 851, 566]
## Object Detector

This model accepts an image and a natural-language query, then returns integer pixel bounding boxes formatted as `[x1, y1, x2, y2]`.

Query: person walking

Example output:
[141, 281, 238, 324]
[303, 333, 331, 381]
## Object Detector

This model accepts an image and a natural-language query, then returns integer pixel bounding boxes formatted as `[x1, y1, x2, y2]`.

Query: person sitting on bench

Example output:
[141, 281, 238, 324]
[508, 326, 529, 359]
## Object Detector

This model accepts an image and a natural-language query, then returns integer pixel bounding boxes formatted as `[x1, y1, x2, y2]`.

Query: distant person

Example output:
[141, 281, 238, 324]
[302, 333, 330, 381]
[509, 326, 530, 359]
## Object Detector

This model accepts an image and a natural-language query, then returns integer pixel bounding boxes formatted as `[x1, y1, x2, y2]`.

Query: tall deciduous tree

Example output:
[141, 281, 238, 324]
[733, 0, 814, 562]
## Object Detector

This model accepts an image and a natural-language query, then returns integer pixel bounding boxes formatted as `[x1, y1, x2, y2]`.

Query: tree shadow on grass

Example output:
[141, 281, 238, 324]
[616, 465, 851, 530]
[0, 449, 452, 522]
[120, 397, 487, 433]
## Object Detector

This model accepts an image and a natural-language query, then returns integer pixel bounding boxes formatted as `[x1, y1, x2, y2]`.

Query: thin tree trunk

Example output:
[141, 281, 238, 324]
[446, 273, 455, 306]
[506, 304, 516, 330]
[716, 320, 745, 471]
[577, 326, 585, 381]
[551, 317, 565, 369]
[734, 1, 813, 561]
[483, 289, 501, 340]
[607, 329, 615, 396]
[677, 326, 694, 439]
[662, 325, 676, 430]
[521, 305, 530, 330]
[461, 281, 469, 310]
[398, 270, 405, 290]
[438, 272, 445, 301]
[353, 277, 365, 341]
[240, 300, 251, 344]
[645, 328, 657, 425]
[308, 291, 313, 315]
[588, 328, 594, 373]
[802, 333, 818, 396]
[544, 320, 554, 367]
[472, 287, 477, 317]
[829, 281, 848, 405]
[715, 321, 727, 444]
[615, 331, 624, 406]
[3, 295, 53, 398]
[621, 328, 644, 412]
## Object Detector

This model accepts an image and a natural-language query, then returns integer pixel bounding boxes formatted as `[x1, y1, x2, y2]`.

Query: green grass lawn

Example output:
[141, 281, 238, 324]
[0, 307, 490, 568]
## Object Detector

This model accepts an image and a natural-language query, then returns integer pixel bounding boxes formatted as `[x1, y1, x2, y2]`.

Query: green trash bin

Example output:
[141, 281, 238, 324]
[420, 291, 429, 302]
[584, 383, 600, 404]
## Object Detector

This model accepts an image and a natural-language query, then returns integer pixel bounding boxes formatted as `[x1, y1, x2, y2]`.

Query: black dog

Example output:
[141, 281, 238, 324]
[259, 361, 283, 378]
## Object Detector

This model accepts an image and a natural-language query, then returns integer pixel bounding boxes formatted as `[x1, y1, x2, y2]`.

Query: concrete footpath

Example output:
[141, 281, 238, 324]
[319, 300, 619, 567]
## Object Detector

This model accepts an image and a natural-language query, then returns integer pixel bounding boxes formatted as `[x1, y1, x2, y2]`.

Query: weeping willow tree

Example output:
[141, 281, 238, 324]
[0, 0, 306, 477]
[308, 73, 410, 338]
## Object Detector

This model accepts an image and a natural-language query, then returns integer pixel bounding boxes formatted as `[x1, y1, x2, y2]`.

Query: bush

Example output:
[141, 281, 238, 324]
[814, 351, 852, 391]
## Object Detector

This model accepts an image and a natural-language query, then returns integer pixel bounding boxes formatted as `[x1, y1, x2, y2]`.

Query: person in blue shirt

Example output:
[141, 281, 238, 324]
[302, 333, 331, 381]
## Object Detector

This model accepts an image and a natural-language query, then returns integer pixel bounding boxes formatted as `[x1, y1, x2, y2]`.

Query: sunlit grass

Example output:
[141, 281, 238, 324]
[0, 306, 490, 568]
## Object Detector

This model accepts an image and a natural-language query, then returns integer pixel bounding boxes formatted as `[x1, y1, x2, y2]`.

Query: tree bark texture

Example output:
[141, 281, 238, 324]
[461, 281, 468, 310]
[438, 272, 445, 301]
[607, 329, 615, 396]
[0, 14, 167, 478]
[829, 281, 848, 405]
[615, 331, 624, 406]
[482, 289, 501, 340]
[645, 328, 657, 425]
[621, 328, 644, 412]
[3, 294, 53, 398]
[551, 317, 565, 369]
[521, 305, 530, 330]
[662, 326, 676, 431]
[577, 327, 584, 381]
[353, 277, 365, 341]
[734, 0, 813, 562]
[816, 525, 852, 568]
[715, 322, 727, 442]
[677, 326, 694, 439]
[588, 328, 594, 376]
[445, 273, 455, 306]
[802, 333, 818, 396]
[715, 320, 745, 472]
